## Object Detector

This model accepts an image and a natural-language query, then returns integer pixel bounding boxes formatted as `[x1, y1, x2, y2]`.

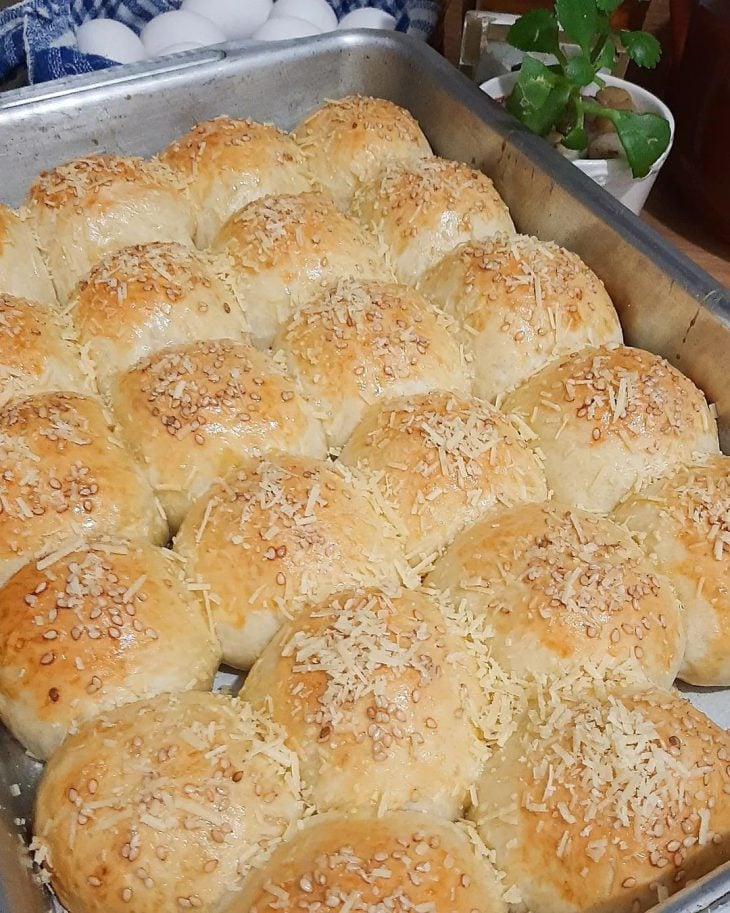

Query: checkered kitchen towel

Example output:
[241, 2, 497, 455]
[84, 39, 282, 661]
[0, 0, 440, 84]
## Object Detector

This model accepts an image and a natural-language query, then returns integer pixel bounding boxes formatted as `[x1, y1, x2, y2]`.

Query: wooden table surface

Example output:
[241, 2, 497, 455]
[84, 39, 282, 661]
[631, 0, 729, 291]
[642, 185, 730, 291]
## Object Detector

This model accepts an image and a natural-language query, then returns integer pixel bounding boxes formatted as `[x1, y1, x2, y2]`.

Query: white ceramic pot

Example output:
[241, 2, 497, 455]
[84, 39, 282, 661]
[480, 72, 675, 215]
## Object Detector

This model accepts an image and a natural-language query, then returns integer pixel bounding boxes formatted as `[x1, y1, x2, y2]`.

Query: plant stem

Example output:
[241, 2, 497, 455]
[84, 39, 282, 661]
[578, 97, 619, 123]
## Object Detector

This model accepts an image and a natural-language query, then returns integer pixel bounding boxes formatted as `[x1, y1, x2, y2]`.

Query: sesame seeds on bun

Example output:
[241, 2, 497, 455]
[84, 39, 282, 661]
[0, 538, 220, 759]
[26, 154, 194, 304]
[33, 691, 304, 913]
[341, 392, 547, 566]
[0, 293, 92, 407]
[0, 392, 168, 586]
[426, 502, 685, 688]
[110, 339, 326, 532]
[275, 279, 471, 448]
[614, 455, 730, 686]
[471, 682, 730, 913]
[69, 242, 249, 388]
[503, 345, 720, 512]
[351, 157, 515, 285]
[214, 192, 391, 348]
[232, 812, 507, 913]
[243, 586, 487, 817]
[294, 95, 433, 210]
[419, 235, 622, 400]
[159, 117, 313, 247]
[174, 455, 410, 670]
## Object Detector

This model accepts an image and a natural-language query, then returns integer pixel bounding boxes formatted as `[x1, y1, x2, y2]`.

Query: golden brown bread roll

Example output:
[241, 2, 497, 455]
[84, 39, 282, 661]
[0, 538, 219, 760]
[426, 503, 685, 688]
[0, 204, 57, 305]
[470, 681, 730, 913]
[351, 157, 515, 284]
[174, 455, 411, 670]
[293, 95, 433, 210]
[0, 293, 92, 406]
[419, 236, 623, 400]
[159, 117, 313, 246]
[243, 587, 487, 817]
[502, 345, 720, 513]
[274, 279, 471, 448]
[26, 154, 194, 303]
[33, 691, 304, 913]
[214, 192, 392, 347]
[110, 339, 326, 532]
[340, 392, 548, 566]
[0, 392, 168, 585]
[614, 455, 730, 686]
[230, 812, 507, 913]
[68, 242, 249, 388]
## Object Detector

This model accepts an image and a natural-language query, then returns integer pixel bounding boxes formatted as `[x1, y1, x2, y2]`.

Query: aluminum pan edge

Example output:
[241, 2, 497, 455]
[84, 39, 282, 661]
[0, 30, 728, 913]
[0, 31, 727, 449]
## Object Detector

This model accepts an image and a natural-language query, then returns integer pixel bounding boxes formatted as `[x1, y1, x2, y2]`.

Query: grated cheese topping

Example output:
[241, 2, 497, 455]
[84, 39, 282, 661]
[510, 345, 713, 443]
[114, 339, 311, 448]
[177, 456, 410, 625]
[277, 589, 457, 754]
[279, 279, 466, 400]
[28, 154, 184, 209]
[295, 95, 429, 152]
[33, 693, 304, 907]
[161, 116, 307, 180]
[354, 157, 510, 233]
[479, 675, 730, 891]
[216, 192, 378, 274]
[445, 234, 609, 323]
[244, 813, 499, 913]
[70, 242, 245, 333]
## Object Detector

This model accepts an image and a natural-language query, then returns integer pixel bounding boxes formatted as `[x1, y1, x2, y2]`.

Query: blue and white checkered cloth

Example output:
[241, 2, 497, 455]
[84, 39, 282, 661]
[0, 0, 440, 84]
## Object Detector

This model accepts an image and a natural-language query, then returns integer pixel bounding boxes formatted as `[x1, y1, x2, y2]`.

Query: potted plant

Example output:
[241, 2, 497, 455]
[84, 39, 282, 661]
[481, 0, 674, 214]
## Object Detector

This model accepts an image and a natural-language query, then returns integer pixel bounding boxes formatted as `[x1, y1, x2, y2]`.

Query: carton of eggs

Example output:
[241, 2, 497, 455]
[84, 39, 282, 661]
[75, 2, 398, 62]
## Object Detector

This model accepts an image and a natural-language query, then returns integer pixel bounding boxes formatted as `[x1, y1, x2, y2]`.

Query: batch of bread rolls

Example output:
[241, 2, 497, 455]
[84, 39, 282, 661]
[0, 94, 727, 913]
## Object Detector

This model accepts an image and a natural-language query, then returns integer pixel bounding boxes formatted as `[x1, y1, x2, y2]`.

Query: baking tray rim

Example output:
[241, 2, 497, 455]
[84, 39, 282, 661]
[0, 29, 728, 315]
[0, 28, 727, 913]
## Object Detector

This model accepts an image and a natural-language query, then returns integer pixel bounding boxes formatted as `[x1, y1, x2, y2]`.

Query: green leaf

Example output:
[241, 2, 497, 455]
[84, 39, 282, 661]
[562, 122, 588, 150]
[506, 56, 572, 137]
[595, 0, 623, 12]
[560, 101, 588, 150]
[507, 8, 561, 56]
[593, 36, 617, 70]
[611, 109, 672, 177]
[565, 53, 596, 87]
[620, 30, 662, 68]
[556, 0, 599, 54]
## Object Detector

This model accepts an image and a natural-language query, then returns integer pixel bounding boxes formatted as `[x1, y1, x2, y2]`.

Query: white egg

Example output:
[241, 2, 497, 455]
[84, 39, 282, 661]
[155, 42, 207, 56]
[337, 8, 397, 30]
[252, 17, 323, 40]
[181, 0, 272, 40]
[271, 0, 337, 32]
[76, 18, 145, 64]
[141, 11, 226, 57]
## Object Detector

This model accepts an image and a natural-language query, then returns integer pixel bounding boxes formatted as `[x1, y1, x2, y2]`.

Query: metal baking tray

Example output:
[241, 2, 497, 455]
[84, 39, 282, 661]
[0, 30, 728, 913]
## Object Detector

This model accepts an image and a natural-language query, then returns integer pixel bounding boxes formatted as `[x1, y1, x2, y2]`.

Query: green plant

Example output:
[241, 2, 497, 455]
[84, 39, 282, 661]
[505, 0, 670, 178]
